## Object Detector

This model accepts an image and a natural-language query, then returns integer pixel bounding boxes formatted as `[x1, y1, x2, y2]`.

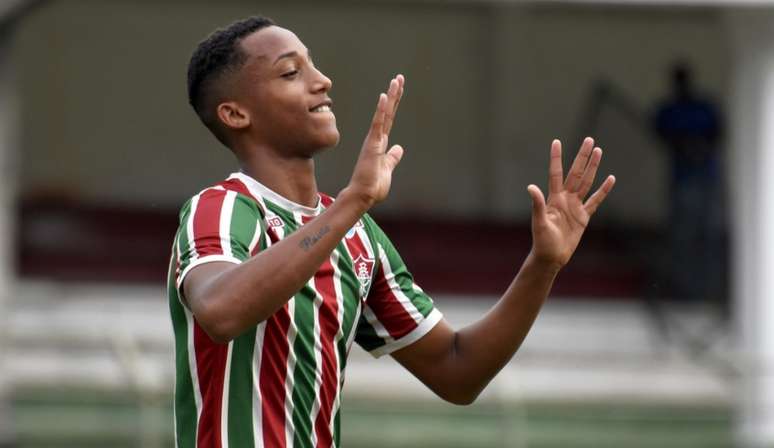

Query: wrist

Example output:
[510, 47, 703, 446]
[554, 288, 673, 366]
[336, 186, 374, 215]
[525, 250, 564, 276]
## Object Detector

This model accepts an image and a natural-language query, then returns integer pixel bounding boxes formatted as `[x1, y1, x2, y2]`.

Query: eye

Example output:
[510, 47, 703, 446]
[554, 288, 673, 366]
[281, 69, 299, 79]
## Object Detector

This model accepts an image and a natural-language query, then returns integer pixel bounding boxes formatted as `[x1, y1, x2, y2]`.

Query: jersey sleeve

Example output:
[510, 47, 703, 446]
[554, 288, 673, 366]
[173, 188, 266, 292]
[355, 216, 443, 358]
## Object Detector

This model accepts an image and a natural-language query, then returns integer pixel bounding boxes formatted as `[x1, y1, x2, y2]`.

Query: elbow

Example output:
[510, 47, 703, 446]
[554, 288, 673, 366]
[201, 323, 237, 344]
[198, 316, 238, 344]
[436, 385, 483, 406]
[446, 391, 480, 406]
[192, 290, 279, 343]
[193, 297, 242, 344]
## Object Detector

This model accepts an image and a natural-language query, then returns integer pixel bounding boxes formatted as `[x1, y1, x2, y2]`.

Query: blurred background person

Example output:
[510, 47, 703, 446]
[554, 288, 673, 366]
[654, 61, 726, 304]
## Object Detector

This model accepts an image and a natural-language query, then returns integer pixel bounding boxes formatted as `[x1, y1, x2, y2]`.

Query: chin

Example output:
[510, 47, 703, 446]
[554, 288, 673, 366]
[318, 129, 340, 149]
[300, 131, 340, 157]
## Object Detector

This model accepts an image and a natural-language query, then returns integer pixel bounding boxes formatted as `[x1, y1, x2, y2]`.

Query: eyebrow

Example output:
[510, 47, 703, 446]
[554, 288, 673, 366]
[273, 50, 312, 65]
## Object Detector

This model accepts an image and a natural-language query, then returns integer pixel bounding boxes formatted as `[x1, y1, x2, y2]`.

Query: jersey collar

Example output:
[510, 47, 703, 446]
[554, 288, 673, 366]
[228, 172, 323, 217]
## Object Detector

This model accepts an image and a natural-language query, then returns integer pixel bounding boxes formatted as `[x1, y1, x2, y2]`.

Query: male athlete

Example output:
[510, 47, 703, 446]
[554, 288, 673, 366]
[169, 16, 616, 448]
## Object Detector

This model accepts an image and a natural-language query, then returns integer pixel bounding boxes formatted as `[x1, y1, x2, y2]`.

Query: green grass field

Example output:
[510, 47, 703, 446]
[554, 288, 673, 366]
[9, 389, 733, 448]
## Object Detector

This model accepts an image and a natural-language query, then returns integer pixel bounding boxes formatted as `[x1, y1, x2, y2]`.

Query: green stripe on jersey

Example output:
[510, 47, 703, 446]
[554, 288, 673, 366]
[229, 195, 261, 261]
[264, 199, 296, 226]
[333, 407, 342, 448]
[168, 232, 196, 448]
[227, 329, 257, 448]
[354, 316, 383, 353]
[290, 286, 318, 446]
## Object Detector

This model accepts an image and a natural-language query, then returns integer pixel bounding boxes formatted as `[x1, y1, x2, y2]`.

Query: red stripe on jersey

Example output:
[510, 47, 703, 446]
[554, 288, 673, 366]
[319, 193, 334, 208]
[365, 257, 418, 340]
[218, 178, 252, 201]
[300, 214, 339, 448]
[259, 306, 292, 448]
[193, 321, 228, 448]
[343, 228, 369, 263]
[192, 189, 228, 257]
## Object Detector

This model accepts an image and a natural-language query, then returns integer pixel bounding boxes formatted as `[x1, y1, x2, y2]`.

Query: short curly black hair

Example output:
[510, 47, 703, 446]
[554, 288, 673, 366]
[187, 16, 276, 146]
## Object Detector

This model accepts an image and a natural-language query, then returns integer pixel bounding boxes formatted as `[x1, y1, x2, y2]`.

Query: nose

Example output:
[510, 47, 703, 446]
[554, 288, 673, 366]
[311, 67, 332, 93]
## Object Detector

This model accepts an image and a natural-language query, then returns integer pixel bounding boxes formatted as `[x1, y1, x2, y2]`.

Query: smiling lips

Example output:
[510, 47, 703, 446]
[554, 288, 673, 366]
[310, 99, 333, 114]
[311, 104, 332, 113]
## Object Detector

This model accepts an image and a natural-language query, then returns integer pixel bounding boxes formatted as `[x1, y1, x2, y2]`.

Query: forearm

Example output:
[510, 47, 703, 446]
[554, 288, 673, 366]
[450, 253, 560, 396]
[186, 189, 369, 341]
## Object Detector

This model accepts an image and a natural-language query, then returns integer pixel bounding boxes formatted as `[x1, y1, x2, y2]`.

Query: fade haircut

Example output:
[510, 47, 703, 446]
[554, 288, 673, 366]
[187, 16, 275, 146]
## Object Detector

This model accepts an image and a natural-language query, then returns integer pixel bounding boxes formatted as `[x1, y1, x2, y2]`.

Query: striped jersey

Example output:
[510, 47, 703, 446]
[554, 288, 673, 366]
[167, 172, 442, 448]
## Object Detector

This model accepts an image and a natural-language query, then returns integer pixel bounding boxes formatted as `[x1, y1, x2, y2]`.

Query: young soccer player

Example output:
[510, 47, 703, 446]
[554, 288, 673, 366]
[170, 16, 615, 447]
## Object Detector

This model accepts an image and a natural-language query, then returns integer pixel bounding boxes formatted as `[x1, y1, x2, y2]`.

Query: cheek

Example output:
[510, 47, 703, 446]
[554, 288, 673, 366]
[252, 100, 301, 132]
[251, 83, 299, 120]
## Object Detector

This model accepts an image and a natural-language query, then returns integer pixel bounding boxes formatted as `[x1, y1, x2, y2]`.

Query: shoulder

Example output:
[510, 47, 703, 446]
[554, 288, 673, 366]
[178, 182, 264, 224]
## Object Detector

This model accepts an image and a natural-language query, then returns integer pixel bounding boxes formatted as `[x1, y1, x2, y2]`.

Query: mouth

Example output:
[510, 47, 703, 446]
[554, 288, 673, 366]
[309, 100, 333, 113]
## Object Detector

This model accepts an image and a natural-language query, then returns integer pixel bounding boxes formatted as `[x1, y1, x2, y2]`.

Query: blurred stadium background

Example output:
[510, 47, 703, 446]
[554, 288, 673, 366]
[2, 0, 774, 446]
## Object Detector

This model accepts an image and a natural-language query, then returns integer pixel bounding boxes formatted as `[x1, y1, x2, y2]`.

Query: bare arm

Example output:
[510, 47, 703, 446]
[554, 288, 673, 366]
[392, 138, 616, 404]
[183, 75, 406, 343]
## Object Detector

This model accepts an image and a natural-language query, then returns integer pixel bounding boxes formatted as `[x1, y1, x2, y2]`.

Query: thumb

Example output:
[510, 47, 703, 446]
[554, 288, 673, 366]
[384, 144, 404, 171]
[527, 184, 546, 217]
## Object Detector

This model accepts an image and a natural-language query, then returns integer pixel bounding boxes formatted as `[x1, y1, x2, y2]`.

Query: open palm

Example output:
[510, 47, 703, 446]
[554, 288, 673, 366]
[347, 75, 405, 207]
[527, 138, 616, 268]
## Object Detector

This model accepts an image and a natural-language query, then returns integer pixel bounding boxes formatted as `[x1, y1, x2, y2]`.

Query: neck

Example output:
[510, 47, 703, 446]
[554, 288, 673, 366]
[236, 144, 320, 208]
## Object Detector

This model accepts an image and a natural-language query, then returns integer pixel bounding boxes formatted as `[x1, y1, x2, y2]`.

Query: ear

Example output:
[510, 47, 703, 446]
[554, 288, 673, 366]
[216, 101, 251, 130]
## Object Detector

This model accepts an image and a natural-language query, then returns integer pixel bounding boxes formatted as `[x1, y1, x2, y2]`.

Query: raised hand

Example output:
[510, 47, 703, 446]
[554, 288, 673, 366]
[527, 138, 616, 269]
[346, 74, 405, 208]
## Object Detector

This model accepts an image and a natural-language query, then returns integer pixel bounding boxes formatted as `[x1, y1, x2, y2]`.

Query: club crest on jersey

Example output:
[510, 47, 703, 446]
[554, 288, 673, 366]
[352, 254, 375, 296]
[345, 220, 365, 239]
[266, 215, 284, 229]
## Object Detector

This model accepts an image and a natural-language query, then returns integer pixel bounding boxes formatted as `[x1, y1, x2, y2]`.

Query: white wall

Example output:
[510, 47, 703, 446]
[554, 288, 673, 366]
[12, 0, 730, 224]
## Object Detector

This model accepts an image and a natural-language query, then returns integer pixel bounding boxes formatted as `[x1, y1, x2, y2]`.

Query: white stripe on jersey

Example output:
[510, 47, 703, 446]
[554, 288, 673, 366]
[185, 195, 200, 263]
[219, 191, 237, 259]
[308, 280, 323, 448]
[329, 249, 345, 437]
[344, 303, 362, 356]
[184, 309, 203, 431]
[283, 297, 297, 448]
[252, 321, 267, 447]
[256, 213, 297, 448]
[377, 242, 424, 324]
[221, 342, 234, 448]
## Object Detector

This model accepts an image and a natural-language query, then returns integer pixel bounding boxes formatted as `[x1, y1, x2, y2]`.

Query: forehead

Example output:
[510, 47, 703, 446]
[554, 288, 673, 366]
[239, 26, 308, 64]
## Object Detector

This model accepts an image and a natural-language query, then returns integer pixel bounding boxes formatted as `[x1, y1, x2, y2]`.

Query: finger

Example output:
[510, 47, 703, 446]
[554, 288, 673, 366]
[584, 175, 616, 215]
[367, 93, 387, 140]
[383, 76, 402, 136]
[548, 139, 564, 195]
[384, 144, 404, 171]
[382, 78, 398, 135]
[577, 147, 603, 199]
[527, 184, 546, 218]
[384, 82, 404, 136]
[564, 137, 594, 192]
